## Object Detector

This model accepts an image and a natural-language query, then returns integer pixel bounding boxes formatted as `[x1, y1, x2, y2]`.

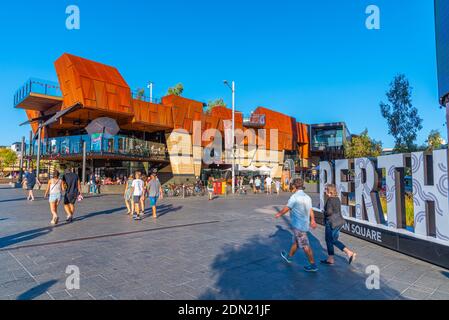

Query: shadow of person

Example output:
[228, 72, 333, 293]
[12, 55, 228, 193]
[72, 206, 127, 222]
[16, 280, 57, 300]
[0, 226, 56, 249]
[0, 197, 27, 204]
[142, 204, 183, 219]
[197, 221, 402, 300]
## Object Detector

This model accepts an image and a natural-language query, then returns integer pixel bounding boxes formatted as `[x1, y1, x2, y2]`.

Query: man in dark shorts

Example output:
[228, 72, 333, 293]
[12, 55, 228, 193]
[62, 168, 82, 223]
[23, 168, 40, 201]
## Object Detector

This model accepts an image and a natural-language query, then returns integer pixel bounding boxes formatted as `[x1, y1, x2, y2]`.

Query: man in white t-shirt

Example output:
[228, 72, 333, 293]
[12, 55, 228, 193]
[265, 176, 273, 194]
[131, 171, 144, 220]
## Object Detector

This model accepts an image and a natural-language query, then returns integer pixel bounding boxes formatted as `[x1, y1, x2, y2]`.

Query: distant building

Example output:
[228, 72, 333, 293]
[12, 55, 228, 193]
[381, 148, 394, 156]
[10, 142, 22, 153]
[309, 122, 351, 166]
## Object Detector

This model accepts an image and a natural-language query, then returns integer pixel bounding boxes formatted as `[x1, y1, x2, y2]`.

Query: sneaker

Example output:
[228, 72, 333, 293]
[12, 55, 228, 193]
[281, 251, 293, 264]
[304, 264, 318, 273]
[133, 215, 139, 220]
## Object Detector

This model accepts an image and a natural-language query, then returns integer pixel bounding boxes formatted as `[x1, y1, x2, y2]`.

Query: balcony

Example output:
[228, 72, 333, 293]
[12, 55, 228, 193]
[14, 78, 63, 111]
[131, 90, 160, 104]
[28, 134, 169, 161]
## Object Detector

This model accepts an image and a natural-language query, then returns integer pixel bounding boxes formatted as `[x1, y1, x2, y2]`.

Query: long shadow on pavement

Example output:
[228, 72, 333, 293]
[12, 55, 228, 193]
[198, 224, 402, 300]
[0, 206, 127, 249]
[0, 197, 27, 204]
[16, 280, 57, 300]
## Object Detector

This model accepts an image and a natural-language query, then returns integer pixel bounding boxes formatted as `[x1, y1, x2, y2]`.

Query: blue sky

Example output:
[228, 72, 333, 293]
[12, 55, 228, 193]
[0, 0, 444, 147]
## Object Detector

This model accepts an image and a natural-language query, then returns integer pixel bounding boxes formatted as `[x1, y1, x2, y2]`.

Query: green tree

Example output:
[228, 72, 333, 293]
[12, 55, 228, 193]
[135, 88, 145, 101]
[206, 98, 226, 112]
[344, 129, 382, 159]
[167, 83, 184, 96]
[426, 130, 444, 151]
[0, 148, 18, 174]
[380, 74, 423, 152]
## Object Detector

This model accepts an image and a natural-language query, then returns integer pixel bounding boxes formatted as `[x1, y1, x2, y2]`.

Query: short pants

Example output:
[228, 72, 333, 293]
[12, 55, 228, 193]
[64, 193, 77, 205]
[292, 228, 310, 248]
[49, 193, 61, 203]
[149, 196, 158, 207]
[133, 195, 142, 203]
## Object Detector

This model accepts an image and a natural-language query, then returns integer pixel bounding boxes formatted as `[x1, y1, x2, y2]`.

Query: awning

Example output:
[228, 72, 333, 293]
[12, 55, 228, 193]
[33, 103, 82, 139]
[19, 114, 53, 127]
[42, 103, 82, 127]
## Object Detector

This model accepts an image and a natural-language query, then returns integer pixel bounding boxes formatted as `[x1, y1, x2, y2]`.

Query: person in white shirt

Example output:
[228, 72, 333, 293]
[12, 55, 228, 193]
[275, 179, 281, 195]
[265, 176, 273, 194]
[131, 171, 145, 220]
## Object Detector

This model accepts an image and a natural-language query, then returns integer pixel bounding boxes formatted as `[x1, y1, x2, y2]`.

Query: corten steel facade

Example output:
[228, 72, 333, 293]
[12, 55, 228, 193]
[14, 53, 310, 182]
[435, 0, 449, 106]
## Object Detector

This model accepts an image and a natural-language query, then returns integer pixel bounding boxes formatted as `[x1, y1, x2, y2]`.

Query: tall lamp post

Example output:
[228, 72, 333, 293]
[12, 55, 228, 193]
[147, 81, 154, 103]
[223, 80, 236, 194]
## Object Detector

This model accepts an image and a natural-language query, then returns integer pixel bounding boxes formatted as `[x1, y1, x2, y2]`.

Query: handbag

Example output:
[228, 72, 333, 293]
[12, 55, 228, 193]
[329, 213, 346, 229]
[325, 198, 346, 229]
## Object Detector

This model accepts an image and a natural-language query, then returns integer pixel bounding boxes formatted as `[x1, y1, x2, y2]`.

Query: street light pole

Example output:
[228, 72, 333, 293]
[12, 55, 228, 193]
[224, 80, 236, 194]
[231, 81, 235, 195]
[148, 81, 153, 103]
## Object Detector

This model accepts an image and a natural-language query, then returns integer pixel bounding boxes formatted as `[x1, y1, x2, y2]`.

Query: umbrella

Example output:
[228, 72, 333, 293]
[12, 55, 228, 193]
[86, 117, 120, 138]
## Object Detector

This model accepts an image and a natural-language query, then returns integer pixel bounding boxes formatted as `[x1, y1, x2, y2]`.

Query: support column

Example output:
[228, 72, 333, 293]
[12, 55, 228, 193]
[36, 125, 42, 180]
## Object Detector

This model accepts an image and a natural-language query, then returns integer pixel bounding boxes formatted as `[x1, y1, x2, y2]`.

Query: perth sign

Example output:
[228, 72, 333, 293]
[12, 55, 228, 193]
[317, 149, 449, 269]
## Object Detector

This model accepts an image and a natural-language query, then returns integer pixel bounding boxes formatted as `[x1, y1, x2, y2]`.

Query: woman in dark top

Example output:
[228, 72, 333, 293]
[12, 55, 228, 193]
[321, 184, 357, 265]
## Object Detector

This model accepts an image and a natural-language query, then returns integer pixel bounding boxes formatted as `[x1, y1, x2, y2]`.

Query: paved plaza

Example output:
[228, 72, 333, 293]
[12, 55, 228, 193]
[0, 186, 448, 300]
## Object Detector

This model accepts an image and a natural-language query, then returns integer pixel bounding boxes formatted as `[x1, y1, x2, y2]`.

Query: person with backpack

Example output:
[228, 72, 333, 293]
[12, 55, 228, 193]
[320, 184, 357, 266]
[44, 170, 63, 225]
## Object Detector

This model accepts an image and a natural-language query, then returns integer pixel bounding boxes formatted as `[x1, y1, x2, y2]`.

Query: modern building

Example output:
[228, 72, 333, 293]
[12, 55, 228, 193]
[14, 53, 311, 184]
[308, 122, 351, 166]
[435, 0, 449, 108]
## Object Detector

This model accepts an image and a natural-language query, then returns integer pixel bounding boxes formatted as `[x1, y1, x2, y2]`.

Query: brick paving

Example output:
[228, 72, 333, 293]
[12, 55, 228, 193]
[0, 186, 448, 300]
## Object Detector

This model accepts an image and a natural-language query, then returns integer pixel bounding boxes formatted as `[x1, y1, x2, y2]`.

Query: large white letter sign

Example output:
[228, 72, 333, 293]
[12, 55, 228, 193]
[354, 158, 385, 224]
[377, 154, 407, 229]
[411, 150, 449, 241]
[319, 161, 334, 211]
[335, 159, 354, 218]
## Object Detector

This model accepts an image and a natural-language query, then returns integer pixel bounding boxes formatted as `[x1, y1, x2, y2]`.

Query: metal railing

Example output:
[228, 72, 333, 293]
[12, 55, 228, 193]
[131, 90, 160, 104]
[14, 78, 62, 107]
[29, 135, 169, 160]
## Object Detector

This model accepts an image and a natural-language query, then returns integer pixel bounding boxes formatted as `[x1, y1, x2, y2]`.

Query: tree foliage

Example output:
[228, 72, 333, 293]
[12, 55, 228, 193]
[426, 130, 444, 151]
[380, 74, 423, 152]
[135, 88, 145, 100]
[0, 148, 18, 173]
[344, 129, 382, 159]
[167, 83, 184, 96]
[206, 98, 226, 112]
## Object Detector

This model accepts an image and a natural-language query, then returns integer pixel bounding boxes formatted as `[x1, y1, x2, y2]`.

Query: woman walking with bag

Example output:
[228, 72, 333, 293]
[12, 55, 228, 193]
[321, 184, 357, 266]
[44, 170, 63, 225]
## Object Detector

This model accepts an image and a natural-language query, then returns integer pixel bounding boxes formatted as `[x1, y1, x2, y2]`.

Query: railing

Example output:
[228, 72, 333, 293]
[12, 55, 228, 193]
[14, 78, 62, 107]
[311, 140, 344, 150]
[29, 135, 169, 160]
[131, 90, 160, 104]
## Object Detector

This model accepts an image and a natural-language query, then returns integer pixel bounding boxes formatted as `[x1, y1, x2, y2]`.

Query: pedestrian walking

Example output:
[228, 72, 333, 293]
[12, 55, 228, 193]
[321, 184, 357, 265]
[275, 178, 318, 272]
[62, 168, 82, 223]
[275, 179, 281, 195]
[131, 171, 145, 220]
[23, 168, 40, 201]
[89, 173, 97, 194]
[140, 174, 148, 213]
[254, 176, 261, 194]
[44, 170, 62, 225]
[124, 174, 134, 215]
[147, 171, 163, 219]
[265, 176, 273, 194]
[207, 177, 214, 201]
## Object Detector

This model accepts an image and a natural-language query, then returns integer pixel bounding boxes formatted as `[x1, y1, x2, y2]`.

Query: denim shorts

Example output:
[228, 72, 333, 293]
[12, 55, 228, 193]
[49, 193, 61, 203]
[149, 196, 159, 207]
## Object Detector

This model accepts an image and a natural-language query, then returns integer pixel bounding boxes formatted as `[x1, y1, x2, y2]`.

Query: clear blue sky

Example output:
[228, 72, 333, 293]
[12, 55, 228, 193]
[0, 0, 444, 147]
